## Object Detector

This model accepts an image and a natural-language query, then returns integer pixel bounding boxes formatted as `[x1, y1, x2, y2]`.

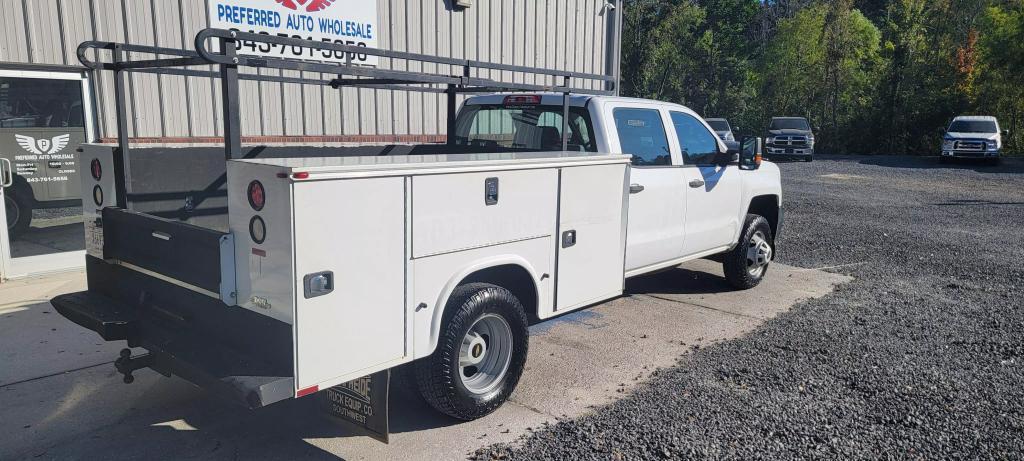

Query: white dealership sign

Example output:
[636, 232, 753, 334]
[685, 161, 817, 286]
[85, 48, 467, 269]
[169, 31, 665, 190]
[208, 0, 378, 66]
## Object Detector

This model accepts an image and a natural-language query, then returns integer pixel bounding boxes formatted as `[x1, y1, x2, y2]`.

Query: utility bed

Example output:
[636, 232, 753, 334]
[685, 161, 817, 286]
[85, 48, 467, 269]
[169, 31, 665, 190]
[58, 147, 630, 408]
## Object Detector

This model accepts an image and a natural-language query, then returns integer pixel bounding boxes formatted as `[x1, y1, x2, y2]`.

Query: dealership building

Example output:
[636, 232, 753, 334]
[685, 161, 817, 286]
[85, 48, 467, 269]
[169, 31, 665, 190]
[0, 0, 622, 279]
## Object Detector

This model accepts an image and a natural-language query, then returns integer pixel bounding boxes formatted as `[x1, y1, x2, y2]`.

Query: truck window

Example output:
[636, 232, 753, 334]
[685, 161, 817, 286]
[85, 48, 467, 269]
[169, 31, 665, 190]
[0, 78, 85, 128]
[768, 118, 810, 131]
[612, 108, 671, 166]
[453, 105, 596, 152]
[706, 119, 730, 132]
[670, 112, 719, 165]
[948, 120, 997, 133]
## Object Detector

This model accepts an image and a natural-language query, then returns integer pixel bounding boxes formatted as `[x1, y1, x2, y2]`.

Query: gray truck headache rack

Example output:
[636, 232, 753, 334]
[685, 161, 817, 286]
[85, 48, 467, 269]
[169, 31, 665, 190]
[78, 28, 616, 209]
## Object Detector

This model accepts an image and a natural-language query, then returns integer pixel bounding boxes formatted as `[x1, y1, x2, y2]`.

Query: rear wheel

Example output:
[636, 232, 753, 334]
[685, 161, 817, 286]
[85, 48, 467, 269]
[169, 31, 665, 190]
[723, 214, 774, 290]
[414, 283, 529, 420]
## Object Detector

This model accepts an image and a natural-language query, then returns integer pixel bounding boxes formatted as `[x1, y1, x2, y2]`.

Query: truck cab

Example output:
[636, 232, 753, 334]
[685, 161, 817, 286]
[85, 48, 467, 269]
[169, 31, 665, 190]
[941, 115, 1006, 164]
[455, 94, 782, 282]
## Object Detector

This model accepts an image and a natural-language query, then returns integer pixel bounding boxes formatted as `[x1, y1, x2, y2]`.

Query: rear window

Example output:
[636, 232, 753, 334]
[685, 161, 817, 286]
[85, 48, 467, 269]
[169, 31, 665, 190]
[769, 118, 810, 131]
[453, 104, 597, 152]
[948, 120, 997, 133]
[706, 119, 730, 132]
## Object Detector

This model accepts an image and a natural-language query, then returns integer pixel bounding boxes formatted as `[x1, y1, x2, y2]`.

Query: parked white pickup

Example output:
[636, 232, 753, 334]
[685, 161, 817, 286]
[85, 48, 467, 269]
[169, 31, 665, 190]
[222, 94, 782, 420]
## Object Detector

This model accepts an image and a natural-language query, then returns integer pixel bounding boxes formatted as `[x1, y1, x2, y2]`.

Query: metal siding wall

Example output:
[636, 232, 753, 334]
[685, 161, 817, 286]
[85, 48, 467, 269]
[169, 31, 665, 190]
[0, 0, 611, 140]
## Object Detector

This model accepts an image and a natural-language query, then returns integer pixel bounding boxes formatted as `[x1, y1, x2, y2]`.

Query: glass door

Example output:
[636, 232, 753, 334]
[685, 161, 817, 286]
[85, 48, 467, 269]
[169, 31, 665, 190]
[0, 70, 94, 280]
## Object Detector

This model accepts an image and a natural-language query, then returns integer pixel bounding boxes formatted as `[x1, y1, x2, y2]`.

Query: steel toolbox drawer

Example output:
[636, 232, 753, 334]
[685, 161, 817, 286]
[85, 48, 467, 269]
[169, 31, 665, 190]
[411, 169, 558, 258]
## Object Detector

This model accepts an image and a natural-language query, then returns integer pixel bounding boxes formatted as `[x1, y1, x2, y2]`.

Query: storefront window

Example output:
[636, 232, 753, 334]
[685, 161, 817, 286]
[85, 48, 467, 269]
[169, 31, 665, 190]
[1, 76, 87, 262]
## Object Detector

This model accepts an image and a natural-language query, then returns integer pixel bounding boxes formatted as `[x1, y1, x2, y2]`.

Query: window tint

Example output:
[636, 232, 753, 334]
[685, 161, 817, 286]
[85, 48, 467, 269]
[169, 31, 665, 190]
[768, 118, 810, 130]
[453, 105, 596, 152]
[948, 120, 997, 133]
[706, 119, 730, 132]
[670, 112, 720, 165]
[612, 108, 671, 166]
[0, 78, 85, 128]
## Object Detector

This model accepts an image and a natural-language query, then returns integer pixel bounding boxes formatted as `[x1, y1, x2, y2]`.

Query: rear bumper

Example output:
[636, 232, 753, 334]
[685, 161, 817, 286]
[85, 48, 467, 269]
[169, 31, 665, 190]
[52, 256, 295, 409]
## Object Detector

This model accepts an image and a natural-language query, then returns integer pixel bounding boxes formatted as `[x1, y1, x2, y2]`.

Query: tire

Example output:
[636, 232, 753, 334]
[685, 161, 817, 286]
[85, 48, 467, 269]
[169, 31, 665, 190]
[939, 156, 950, 164]
[803, 156, 813, 162]
[414, 283, 529, 421]
[4, 185, 33, 239]
[723, 214, 774, 290]
[987, 157, 1001, 166]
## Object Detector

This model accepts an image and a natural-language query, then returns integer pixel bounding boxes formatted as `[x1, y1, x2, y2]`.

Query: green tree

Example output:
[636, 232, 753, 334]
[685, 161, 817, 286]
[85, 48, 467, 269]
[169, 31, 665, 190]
[976, 2, 1024, 152]
[755, 4, 881, 152]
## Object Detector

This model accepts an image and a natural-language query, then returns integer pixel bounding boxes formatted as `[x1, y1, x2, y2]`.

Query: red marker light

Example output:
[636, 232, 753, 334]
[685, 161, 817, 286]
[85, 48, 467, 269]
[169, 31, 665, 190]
[90, 158, 102, 180]
[247, 180, 265, 211]
[503, 94, 542, 106]
[292, 172, 310, 180]
[296, 385, 319, 397]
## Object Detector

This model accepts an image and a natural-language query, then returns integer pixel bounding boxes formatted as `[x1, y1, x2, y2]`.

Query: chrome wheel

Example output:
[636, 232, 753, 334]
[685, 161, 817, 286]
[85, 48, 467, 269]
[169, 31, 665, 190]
[746, 230, 772, 277]
[459, 313, 513, 396]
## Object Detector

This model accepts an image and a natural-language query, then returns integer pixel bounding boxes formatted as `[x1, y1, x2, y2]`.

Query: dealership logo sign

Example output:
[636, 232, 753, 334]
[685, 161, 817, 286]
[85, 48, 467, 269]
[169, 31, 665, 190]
[210, 0, 378, 65]
[276, 0, 335, 12]
[15, 134, 71, 155]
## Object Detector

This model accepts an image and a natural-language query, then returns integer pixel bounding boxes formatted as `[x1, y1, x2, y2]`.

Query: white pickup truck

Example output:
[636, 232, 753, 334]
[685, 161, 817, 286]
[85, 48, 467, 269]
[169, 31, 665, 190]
[55, 21, 783, 438]
[57, 93, 781, 424]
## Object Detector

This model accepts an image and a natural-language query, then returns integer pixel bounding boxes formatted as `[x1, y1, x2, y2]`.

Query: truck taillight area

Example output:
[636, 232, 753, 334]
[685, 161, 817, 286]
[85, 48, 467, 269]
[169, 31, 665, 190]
[247, 180, 265, 210]
[503, 94, 542, 106]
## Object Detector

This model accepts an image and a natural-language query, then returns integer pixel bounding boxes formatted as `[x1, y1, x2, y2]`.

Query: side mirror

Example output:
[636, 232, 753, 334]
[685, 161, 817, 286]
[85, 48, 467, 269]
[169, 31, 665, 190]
[738, 136, 762, 170]
[1003, 129, 1010, 136]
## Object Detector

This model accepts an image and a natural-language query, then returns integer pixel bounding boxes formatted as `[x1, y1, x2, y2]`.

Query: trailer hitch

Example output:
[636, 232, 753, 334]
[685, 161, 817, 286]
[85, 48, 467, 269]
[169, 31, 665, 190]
[114, 348, 153, 384]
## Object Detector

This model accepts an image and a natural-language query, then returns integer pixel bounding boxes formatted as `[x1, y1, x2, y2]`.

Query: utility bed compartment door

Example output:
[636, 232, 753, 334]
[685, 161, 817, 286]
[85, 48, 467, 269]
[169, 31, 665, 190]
[292, 177, 406, 390]
[412, 170, 557, 258]
[555, 164, 628, 311]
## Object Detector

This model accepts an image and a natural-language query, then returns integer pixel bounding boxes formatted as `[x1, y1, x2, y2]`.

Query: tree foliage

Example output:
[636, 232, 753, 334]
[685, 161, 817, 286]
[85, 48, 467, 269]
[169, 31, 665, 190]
[620, 0, 1024, 154]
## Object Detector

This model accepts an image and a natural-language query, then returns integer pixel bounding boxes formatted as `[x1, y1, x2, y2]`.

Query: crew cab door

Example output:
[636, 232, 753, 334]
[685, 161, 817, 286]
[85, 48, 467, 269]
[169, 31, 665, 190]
[667, 111, 742, 256]
[607, 105, 687, 273]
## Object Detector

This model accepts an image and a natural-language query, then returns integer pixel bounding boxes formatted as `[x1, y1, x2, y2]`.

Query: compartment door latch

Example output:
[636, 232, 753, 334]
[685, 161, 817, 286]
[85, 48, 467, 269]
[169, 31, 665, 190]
[485, 177, 499, 205]
[303, 271, 334, 299]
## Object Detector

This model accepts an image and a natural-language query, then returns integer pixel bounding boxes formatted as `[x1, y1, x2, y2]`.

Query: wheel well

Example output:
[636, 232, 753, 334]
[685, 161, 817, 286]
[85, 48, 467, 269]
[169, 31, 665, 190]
[459, 264, 539, 322]
[748, 195, 779, 239]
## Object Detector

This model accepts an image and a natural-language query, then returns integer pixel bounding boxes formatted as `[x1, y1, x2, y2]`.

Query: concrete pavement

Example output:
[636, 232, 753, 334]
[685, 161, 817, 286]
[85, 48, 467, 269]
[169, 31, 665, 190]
[0, 259, 849, 460]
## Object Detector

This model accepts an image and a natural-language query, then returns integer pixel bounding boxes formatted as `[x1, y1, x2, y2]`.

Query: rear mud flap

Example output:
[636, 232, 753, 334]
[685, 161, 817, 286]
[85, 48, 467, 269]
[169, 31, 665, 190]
[323, 370, 390, 443]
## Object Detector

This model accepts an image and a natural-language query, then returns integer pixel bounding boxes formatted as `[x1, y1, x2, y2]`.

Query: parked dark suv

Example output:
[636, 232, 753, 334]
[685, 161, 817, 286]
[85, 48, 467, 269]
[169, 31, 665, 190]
[765, 117, 814, 162]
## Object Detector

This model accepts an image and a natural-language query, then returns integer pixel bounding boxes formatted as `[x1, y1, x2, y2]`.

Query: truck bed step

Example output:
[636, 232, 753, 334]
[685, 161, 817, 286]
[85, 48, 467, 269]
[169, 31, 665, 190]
[51, 291, 137, 341]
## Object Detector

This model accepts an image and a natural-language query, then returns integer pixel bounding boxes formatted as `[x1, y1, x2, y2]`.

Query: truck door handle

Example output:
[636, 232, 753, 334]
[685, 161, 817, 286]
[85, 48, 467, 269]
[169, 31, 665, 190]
[629, 183, 645, 194]
[688, 179, 705, 188]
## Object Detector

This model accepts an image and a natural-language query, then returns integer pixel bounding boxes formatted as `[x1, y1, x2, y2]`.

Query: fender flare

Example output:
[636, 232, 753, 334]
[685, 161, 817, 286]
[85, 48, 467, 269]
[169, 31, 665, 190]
[423, 255, 542, 358]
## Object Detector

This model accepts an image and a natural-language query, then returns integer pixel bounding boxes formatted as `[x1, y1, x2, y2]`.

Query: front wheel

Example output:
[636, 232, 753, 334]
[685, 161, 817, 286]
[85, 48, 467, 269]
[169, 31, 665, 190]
[414, 283, 529, 420]
[4, 188, 33, 239]
[723, 214, 774, 290]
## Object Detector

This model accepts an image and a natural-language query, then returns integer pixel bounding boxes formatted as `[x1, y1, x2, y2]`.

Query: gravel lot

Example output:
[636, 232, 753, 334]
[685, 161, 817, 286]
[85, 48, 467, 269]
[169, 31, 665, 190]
[474, 156, 1024, 459]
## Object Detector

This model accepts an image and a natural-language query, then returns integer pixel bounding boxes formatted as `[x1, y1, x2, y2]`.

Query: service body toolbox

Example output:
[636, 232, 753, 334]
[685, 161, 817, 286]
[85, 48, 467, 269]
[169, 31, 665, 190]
[56, 150, 630, 409]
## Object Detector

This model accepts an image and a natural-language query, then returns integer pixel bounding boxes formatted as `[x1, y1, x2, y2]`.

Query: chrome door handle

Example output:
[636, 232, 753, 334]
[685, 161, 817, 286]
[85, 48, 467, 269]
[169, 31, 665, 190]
[688, 179, 705, 188]
[629, 183, 645, 194]
[0, 158, 12, 187]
